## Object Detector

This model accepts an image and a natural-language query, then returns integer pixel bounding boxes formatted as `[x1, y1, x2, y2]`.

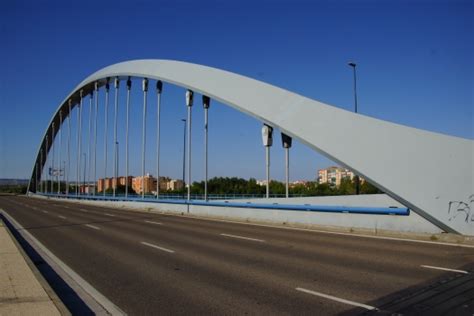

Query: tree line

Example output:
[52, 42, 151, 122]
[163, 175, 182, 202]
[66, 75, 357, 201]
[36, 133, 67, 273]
[178, 177, 382, 196]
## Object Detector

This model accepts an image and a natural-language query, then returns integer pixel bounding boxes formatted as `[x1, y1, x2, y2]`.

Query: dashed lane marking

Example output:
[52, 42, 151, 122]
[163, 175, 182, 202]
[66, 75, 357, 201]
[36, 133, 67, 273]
[420, 265, 469, 274]
[85, 224, 101, 230]
[295, 287, 378, 310]
[140, 241, 175, 253]
[144, 220, 163, 225]
[220, 233, 265, 243]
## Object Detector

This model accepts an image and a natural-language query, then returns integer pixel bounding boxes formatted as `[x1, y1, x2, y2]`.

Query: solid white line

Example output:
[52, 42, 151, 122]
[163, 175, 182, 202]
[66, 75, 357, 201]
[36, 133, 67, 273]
[295, 287, 377, 310]
[144, 220, 163, 225]
[220, 233, 265, 242]
[80, 208, 89, 212]
[58, 215, 67, 219]
[104, 213, 115, 217]
[421, 265, 469, 274]
[1, 209, 126, 315]
[42, 210, 48, 214]
[85, 224, 101, 230]
[140, 241, 175, 253]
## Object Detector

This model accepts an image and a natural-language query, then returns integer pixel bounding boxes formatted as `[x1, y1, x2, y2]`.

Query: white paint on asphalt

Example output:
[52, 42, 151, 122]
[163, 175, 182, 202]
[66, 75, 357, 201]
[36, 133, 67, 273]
[104, 213, 115, 217]
[141, 241, 175, 253]
[295, 287, 378, 311]
[220, 233, 265, 243]
[85, 224, 101, 230]
[1, 209, 126, 315]
[180, 215, 474, 249]
[80, 208, 89, 212]
[421, 265, 469, 274]
[58, 215, 67, 219]
[42, 210, 48, 214]
[144, 220, 163, 225]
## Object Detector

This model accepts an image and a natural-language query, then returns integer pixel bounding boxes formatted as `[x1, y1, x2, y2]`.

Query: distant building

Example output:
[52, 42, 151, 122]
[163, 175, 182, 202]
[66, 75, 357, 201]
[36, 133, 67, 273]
[97, 175, 184, 194]
[256, 180, 268, 186]
[97, 178, 113, 192]
[166, 179, 184, 191]
[132, 173, 157, 195]
[97, 176, 132, 192]
[79, 185, 95, 194]
[289, 180, 308, 188]
[318, 166, 361, 186]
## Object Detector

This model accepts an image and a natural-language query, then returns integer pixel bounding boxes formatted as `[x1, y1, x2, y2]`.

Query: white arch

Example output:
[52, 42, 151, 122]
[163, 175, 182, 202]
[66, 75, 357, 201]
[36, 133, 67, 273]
[29, 59, 473, 235]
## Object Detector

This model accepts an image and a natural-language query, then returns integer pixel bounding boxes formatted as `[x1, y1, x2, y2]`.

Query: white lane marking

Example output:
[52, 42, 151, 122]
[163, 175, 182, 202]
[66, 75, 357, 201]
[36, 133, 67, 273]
[1, 209, 126, 315]
[80, 208, 89, 212]
[296, 287, 377, 311]
[36, 196, 474, 249]
[104, 213, 115, 217]
[421, 265, 469, 274]
[85, 224, 101, 230]
[42, 210, 48, 214]
[173, 214, 474, 249]
[140, 241, 175, 253]
[58, 215, 67, 219]
[145, 220, 163, 225]
[220, 233, 265, 243]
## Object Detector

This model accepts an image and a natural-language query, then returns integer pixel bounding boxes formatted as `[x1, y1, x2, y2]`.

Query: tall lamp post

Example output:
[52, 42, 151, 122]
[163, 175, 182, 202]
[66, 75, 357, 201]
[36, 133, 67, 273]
[348, 61, 360, 195]
[181, 118, 186, 199]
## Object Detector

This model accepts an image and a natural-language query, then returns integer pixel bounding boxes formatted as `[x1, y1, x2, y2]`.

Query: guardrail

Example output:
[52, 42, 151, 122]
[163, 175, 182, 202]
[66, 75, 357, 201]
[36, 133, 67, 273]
[35, 192, 410, 216]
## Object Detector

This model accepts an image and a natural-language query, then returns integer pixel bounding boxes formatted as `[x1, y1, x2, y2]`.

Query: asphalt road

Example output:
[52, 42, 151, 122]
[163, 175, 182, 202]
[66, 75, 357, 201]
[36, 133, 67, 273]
[1, 195, 473, 315]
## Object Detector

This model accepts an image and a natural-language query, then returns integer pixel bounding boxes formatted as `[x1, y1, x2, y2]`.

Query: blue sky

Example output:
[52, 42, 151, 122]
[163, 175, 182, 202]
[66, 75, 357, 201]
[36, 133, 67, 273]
[0, 0, 472, 182]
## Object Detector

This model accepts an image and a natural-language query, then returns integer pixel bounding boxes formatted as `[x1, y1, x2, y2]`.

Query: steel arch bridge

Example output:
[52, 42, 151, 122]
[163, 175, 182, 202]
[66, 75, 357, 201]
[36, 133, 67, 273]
[28, 60, 473, 235]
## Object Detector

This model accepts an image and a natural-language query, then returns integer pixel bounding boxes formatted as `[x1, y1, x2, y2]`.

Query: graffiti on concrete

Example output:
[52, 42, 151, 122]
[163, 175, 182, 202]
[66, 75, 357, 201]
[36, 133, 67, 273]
[448, 194, 474, 223]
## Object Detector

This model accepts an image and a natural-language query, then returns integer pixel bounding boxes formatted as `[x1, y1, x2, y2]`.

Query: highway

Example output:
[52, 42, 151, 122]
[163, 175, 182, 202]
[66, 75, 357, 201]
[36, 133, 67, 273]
[1, 195, 473, 315]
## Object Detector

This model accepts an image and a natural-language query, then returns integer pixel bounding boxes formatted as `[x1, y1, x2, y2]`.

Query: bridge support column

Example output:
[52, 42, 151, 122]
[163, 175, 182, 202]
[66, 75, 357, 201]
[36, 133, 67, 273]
[262, 124, 273, 198]
[156, 81, 163, 199]
[125, 78, 131, 198]
[77, 90, 84, 196]
[51, 122, 55, 194]
[281, 133, 292, 198]
[141, 78, 148, 199]
[186, 90, 194, 201]
[203, 95, 211, 201]
[45, 137, 48, 193]
[58, 111, 63, 195]
[93, 82, 99, 195]
[113, 77, 120, 197]
[40, 149, 43, 193]
[67, 99, 72, 196]
[87, 91, 93, 196]
[103, 79, 110, 196]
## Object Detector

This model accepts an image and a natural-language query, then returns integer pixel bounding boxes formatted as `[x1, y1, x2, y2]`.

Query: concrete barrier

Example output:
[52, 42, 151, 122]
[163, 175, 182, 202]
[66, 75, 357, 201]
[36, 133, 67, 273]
[33, 193, 447, 236]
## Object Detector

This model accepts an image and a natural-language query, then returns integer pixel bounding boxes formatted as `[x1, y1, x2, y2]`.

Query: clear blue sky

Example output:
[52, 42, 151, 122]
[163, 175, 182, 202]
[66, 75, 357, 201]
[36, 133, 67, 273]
[0, 0, 472, 182]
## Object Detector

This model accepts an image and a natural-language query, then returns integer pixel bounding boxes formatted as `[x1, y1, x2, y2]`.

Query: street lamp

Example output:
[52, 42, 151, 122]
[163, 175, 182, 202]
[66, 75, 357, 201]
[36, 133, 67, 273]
[281, 133, 292, 198]
[348, 61, 360, 195]
[181, 118, 186, 199]
[261, 124, 273, 198]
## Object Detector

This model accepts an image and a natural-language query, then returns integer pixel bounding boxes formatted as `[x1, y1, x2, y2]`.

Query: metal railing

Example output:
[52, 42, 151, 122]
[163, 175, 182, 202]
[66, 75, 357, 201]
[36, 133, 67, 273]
[36, 192, 410, 216]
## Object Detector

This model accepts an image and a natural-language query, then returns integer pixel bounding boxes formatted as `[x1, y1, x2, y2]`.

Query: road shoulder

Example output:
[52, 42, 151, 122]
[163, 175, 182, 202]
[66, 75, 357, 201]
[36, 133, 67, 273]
[0, 217, 64, 315]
